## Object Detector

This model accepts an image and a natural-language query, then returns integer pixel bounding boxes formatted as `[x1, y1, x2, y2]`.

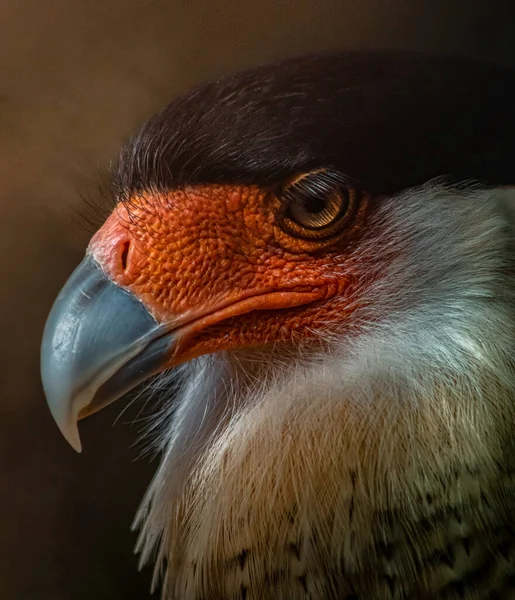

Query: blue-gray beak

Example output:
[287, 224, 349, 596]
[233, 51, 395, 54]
[41, 255, 173, 452]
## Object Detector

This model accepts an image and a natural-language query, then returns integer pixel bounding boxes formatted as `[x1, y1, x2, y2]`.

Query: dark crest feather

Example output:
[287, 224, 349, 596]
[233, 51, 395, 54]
[115, 51, 515, 198]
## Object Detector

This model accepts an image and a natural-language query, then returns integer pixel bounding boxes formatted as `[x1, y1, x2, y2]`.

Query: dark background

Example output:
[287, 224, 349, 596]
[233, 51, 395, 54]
[1, 1, 514, 598]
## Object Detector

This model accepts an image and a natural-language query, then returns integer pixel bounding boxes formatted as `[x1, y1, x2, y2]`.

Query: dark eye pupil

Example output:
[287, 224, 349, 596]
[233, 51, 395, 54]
[304, 195, 326, 214]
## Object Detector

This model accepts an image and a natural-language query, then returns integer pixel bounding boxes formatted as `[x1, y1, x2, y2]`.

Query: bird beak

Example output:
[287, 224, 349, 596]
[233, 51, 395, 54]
[41, 255, 173, 452]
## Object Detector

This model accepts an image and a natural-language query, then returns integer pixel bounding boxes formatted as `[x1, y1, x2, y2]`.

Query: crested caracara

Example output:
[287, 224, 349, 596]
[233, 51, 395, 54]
[41, 52, 515, 598]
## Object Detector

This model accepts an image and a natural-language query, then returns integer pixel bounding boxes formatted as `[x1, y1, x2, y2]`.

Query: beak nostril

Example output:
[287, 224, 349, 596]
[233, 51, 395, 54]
[121, 242, 130, 270]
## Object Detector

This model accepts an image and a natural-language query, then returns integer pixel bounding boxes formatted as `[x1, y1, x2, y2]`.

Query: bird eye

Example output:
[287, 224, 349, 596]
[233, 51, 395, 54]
[277, 169, 360, 240]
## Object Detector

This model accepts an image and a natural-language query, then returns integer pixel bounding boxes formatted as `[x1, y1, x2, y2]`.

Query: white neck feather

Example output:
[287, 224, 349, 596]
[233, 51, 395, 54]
[134, 182, 515, 595]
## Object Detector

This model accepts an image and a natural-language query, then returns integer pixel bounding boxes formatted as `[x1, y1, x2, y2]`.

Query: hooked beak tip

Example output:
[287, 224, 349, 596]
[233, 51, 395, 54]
[45, 399, 83, 452]
[62, 422, 83, 454]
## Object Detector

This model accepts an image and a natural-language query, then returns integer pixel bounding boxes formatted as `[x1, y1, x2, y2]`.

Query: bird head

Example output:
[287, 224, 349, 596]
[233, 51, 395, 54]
[41, 53, 515, 597]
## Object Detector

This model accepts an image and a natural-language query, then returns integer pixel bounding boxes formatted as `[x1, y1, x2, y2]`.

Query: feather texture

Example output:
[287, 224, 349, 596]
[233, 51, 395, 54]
[134, 182, 515, 598]
[115, 52, 515, 197]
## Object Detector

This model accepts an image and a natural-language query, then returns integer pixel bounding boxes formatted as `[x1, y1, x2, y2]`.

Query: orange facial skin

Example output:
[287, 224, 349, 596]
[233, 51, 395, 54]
[88, 183, 368, 366]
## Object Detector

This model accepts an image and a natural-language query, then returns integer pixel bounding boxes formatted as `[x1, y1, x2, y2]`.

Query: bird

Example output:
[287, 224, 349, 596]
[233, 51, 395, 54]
[41, 51, 515, 599]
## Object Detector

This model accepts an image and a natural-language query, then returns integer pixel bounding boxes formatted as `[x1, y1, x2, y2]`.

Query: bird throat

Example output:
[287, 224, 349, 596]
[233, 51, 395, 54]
[145, 351, 515, 599]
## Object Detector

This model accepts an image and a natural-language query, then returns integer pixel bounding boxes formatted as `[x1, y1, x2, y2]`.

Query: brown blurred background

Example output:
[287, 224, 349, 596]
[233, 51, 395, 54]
[1, 1, 514, 598]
